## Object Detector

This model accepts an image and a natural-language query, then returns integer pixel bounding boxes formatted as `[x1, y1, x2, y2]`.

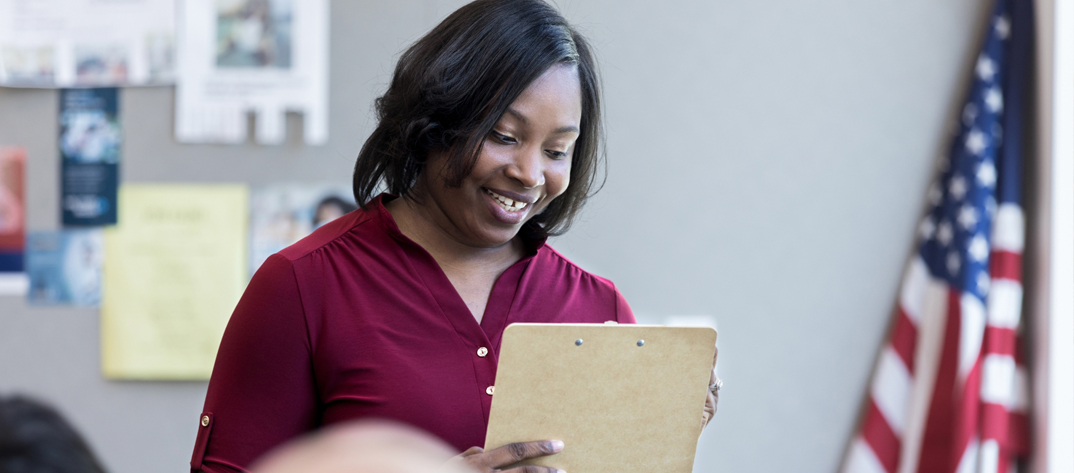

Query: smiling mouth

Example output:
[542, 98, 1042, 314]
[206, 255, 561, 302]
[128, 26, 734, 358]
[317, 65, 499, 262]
[484, 189, 529, 212]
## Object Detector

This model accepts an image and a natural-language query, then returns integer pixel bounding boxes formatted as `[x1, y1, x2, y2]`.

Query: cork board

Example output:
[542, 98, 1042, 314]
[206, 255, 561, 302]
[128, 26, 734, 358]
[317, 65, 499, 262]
[484, 323, 717, 473]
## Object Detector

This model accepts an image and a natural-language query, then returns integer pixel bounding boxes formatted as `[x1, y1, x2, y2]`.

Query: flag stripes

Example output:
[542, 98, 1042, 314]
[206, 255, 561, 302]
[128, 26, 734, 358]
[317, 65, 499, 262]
[842, 1, 1032, 472]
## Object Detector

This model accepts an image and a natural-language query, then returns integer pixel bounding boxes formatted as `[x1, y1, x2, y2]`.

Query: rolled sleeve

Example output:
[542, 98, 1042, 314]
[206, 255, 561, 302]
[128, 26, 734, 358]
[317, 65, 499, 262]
[192, 254, 319, 472]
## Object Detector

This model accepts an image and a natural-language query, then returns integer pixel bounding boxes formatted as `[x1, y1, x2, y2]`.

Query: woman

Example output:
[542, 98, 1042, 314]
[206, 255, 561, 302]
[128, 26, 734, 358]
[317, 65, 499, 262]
[191, 1, 718, 472]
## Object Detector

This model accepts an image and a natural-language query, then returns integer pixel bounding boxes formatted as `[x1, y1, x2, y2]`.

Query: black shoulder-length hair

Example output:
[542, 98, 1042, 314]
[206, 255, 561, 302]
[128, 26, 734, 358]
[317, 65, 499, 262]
[352, 0, 603, 240]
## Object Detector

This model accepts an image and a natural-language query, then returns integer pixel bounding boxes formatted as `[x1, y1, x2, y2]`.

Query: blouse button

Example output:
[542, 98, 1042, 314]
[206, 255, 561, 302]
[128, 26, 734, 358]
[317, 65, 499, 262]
[477, 347, 489, 357]
[200, 415, 209, 427]
[486, 386, 495, 395]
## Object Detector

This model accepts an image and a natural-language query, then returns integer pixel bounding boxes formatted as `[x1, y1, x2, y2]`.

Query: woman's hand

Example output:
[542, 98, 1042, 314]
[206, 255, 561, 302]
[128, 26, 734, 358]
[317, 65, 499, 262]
[445, 440, 565, 473]
[702, 345, 720, 429]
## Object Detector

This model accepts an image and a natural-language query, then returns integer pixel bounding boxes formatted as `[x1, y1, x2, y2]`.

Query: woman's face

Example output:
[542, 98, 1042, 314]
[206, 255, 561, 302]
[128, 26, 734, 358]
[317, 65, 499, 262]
[417, 63, 582, 248]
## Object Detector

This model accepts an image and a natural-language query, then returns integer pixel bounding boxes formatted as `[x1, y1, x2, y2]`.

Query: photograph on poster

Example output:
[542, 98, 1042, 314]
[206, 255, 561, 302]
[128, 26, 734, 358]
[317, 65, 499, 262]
[146, 32, 174, 82]
[26, 230, 103, 306]
[215, 0, 292, 69]
[60, 91, 121, 164]
[74, 44, 130, 85]
[0, 0, 176, 87]
[176, 0, 327, 145]
[249, 183, 354, 276]
[0, 147, 24, 275]
[0, 45, 54, 84]
[60, 88, 120, 226]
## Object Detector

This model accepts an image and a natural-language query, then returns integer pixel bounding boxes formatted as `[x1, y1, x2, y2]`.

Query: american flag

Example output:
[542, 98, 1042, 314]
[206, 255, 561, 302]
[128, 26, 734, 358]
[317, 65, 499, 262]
[843, 0, 1032, 472]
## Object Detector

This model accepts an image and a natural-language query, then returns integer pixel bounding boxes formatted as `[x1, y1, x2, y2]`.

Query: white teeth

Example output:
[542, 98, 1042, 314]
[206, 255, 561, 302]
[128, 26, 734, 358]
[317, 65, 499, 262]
[485, 189, 529, 212]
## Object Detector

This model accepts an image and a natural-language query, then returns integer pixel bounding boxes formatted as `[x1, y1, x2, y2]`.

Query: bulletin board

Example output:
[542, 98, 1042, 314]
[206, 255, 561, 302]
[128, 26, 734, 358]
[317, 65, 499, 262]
[0, 2, 463, 470]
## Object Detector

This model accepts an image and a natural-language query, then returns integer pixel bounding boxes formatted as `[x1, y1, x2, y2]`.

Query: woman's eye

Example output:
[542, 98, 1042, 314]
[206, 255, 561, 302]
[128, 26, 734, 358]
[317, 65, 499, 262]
[546, 150, 569, 159]
[490, 131, 516, 144]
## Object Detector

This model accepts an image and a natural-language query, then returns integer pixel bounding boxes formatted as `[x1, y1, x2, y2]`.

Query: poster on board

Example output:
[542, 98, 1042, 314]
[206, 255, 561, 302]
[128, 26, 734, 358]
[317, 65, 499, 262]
[101, 184, 247, 380]
[249, 183, 355, 276]
[0, 146, 26, 295]
[0, 0, 176, 87]
[60, 87, 120, 226]
[25, 230, 103, 306]
[175, 0, 329, 145]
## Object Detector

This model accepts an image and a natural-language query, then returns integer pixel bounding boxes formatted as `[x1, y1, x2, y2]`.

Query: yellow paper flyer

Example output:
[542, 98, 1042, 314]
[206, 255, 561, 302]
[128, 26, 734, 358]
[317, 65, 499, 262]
[102, 184, 248, 380]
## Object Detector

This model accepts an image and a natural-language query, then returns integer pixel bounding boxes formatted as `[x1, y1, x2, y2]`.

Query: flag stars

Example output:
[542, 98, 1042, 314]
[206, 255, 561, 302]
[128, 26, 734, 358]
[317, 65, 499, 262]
[937, 221, 954, 246]
[920, 217, 937, 240]
[968, 234, 990, 262]
[947, 251, 961, 274]
[928, 183, 943, 206]
[977, 272, 991, 295]
[977, 160, 997, 188]
[963, 103, 979, 126]
[985, 87, 1003, 113]
[966, 129, 988, 155]
[994, 15, 1011, 39]
[986, 196, 997, 218]
[958, 205, 979, 230]
[976, 55, 997, 81]
[950, 175, 968, 200]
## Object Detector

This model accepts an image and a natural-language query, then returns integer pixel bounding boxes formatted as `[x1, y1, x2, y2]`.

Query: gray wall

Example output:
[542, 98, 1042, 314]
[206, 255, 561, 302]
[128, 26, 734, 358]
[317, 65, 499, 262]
[0, 0, 991, 471]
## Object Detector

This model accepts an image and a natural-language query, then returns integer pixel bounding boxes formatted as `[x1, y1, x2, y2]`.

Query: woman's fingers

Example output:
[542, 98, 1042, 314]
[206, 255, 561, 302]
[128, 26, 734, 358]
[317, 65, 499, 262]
[702, 391, 717, 428]
[458, 446, 484, 457]
[502, 465, 565, 473]
[480, 440, 564, 470]
[708, 345, 718, 385]
[441, 447, 483, 473]
[702, 344, 719, 429]
[448, 441, 564, 473]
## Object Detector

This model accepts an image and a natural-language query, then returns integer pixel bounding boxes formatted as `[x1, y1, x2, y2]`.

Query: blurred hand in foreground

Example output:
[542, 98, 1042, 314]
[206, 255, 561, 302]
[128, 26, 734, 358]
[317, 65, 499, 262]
[250, 420, 476, 473]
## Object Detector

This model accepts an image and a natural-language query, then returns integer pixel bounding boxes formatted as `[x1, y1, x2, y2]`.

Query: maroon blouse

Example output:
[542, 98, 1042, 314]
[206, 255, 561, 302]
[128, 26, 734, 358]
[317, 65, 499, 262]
[190, 195, 635, 472]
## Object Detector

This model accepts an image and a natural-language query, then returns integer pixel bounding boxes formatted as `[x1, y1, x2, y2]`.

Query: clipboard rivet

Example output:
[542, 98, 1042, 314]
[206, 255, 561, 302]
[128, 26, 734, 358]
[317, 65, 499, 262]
[637, 339, 645, 347]
[575, 339, 583, 346]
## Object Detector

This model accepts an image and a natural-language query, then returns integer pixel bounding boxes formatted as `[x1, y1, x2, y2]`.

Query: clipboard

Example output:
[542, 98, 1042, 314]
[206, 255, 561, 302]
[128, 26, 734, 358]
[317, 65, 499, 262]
[484, 323, 717, 473]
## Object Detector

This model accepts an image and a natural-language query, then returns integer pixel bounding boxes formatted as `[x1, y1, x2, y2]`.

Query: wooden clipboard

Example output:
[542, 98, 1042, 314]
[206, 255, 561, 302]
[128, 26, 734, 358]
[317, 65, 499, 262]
[484, 323, 717, 473]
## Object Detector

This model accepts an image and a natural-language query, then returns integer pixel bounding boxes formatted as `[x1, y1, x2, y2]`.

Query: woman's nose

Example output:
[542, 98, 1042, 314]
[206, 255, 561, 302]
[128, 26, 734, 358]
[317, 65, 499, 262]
[505, 146, 545, 189]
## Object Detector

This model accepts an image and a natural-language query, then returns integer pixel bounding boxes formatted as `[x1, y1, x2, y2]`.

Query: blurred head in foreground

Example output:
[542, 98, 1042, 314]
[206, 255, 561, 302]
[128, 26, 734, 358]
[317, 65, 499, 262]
[0, 395, 106, 473]
[250, 420, 475, 473]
